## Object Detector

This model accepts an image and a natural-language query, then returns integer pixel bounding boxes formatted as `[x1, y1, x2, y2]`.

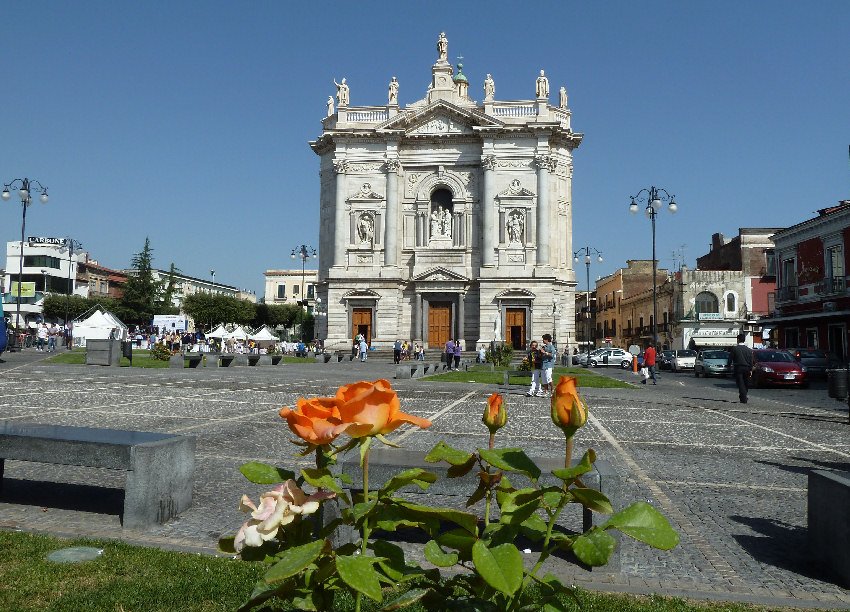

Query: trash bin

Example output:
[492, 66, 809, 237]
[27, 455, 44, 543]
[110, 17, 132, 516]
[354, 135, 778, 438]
[122, 340, 134, 365]
[827, 369, 848, 401]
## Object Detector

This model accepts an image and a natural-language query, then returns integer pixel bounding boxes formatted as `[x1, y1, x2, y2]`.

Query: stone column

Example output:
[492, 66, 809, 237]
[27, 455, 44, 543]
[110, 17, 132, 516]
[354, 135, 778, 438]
[412, 293, 421, 341]
[535, 155, 553, 266]
[384, 159, 401, 266]
[333, 160, 348, 267]
[457, 294, 465, 344]
[481, 155, 497, 266]
[422, 299, 430, 347]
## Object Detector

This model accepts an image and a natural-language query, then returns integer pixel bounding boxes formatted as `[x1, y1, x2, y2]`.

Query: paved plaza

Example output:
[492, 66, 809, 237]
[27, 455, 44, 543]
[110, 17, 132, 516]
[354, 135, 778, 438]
[1, 351, 849, 609]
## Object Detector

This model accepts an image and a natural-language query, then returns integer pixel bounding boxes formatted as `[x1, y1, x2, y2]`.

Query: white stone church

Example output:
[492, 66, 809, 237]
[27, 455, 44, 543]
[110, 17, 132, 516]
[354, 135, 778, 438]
[310, 33, 582, 351]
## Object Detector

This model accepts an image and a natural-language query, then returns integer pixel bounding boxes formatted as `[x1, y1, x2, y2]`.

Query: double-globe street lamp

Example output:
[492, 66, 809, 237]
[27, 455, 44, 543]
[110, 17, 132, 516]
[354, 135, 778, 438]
[291, 245, 316, 341]
[628, 186, 678, 346]
[573, 246, 603, 356]
[2, 178, 50, 351]
[61, 238, 83, 347]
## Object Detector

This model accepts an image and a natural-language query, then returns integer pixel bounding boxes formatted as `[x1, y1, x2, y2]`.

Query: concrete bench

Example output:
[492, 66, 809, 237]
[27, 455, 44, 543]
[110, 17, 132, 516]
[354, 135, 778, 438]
[86, 339, 122, 367]
[326, 447, 620, 570]
[235, 354, 272, 366]
[169, 353, 204, 369]
[0, 422, 194, 529]
[207, 353, 237, 368]
[502, 369, 533, 386]
[809, 469, 850, 587]
[394, 364, 425, 380]
[269, 355, 283, 366]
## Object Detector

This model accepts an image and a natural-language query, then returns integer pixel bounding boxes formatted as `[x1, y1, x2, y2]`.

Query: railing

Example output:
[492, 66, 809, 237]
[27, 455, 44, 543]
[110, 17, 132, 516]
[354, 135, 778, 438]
[776, 285, 798, 302]
[815, 277, 846, 295]
[346, 108, 389, 123]
[492, 103, 537, 118]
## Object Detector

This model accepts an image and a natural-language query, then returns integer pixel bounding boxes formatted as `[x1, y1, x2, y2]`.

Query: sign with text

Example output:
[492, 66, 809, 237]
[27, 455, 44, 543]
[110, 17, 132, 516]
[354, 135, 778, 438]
[10, 282, 36, 298]
[698, 312, 723, 320]
[153, 314, 187, 331]
[27, 237, 65, 246]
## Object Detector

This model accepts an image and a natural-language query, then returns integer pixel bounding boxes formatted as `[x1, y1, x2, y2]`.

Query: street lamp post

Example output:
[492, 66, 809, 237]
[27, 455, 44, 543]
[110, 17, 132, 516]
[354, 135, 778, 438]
[628, 186, 678, 346]
[210, 270, 215, 284]
[2, 178, 49, 351]
[574, 246, 603, 357]
[62, 238, 83, 347]
[291, 245, 317, 341]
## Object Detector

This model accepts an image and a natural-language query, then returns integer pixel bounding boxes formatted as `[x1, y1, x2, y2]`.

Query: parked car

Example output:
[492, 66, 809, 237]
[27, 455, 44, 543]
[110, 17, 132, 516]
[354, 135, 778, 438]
[785, 348, 834, 379]
[671, 349, 697, 372]
[587, 348, 633, 369]
[752, 349, 808, 388]
[694, 349, 731, 378]
[658, 350, 675, 371]
[578, 348, 607, 367]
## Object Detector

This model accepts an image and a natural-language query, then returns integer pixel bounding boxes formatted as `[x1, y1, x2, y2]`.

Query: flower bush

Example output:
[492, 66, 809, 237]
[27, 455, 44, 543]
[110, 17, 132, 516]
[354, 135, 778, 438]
[221, 376, 679, 611]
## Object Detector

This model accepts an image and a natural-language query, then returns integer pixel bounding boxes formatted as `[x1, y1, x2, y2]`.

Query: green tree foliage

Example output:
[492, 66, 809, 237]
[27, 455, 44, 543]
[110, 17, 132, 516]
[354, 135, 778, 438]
[182, 293, 256, 328]
[253, 303, 302, 329]
[121, 238, 163, 324]
[162, 262, 182, 308]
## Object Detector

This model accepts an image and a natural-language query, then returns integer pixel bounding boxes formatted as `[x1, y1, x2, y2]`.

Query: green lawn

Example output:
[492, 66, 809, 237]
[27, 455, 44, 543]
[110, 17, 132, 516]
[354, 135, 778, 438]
[46, 349, 170, 368]
[0, 531, 788, 612]
[426, 365, 633, 388]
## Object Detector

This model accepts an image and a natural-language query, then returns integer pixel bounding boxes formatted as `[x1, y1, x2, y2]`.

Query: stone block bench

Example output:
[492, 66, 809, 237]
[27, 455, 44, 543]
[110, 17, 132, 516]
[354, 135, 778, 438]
[502, 369, 533, 386]
[169, 353, 204, 369]
[809, 469, 850, 587]
[394, 363, 425, 379]
[326, 447, 620, 571]
[206, 353, 237, 368]
[0, 422, 194, 529]
[237, 354, 272, 366]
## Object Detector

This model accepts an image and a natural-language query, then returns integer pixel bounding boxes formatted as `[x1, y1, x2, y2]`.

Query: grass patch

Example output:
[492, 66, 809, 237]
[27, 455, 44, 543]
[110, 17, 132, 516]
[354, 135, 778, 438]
[0, 530, 789, 612]
[426, 366, 633, 388]
[47, 349, 171, 368]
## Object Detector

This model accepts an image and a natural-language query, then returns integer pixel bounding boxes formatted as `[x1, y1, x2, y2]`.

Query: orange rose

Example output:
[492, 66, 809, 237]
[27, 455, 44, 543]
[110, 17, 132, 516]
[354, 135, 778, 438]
[335, 379, 431, 438]
[551, 376, 587, 434]
[279, 396, 350, 445]
[482, 392, 507, 434]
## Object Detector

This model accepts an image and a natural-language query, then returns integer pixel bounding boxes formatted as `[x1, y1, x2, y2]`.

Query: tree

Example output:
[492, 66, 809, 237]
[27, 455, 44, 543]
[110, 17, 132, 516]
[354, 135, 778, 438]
[182, 293, 256, 328]
[121, 237, 163, 324]
[161, 262, 182, 309]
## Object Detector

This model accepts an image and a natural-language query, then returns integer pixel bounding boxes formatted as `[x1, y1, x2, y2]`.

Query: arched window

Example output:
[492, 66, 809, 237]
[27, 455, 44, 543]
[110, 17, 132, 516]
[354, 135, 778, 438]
[695, 292, 719, 314]
[725, 293, 736, 312]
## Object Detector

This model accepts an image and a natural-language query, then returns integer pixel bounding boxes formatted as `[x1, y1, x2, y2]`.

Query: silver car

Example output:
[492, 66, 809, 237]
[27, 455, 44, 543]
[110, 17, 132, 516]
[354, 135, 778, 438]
[672, 349, 697, 372]
[694, 349, 731, 378]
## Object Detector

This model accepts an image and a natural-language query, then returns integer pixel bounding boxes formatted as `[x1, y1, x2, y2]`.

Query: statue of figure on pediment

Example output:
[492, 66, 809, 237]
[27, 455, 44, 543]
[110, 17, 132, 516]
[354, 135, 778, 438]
[484, 73, 495, 101]
[507, 210, 524, 245]
[535, 70, 549, 99]
[357, 213, 374, 244]
[334, 78, 349, 106]
[430, 205, 452, 239]
[327, 96, 334, 117]
[388, 76, 399, 105]
[437, 32, 448, 62]
[559, 86, 568, 109]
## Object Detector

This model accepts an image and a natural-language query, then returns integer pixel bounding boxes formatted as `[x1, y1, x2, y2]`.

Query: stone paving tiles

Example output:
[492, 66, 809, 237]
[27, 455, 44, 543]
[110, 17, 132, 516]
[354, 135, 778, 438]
[0, 351, 848, 609]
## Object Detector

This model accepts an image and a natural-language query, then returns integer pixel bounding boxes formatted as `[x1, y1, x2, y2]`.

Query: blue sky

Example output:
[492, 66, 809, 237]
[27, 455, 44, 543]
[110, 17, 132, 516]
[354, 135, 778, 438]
[2, 1, 849, 296]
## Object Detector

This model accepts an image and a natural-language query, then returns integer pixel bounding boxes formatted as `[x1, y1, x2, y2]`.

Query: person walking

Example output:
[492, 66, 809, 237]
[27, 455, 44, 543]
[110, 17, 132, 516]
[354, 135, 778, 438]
[444, 338, 456, 370]
[525, 340, 544, 396]
[393, 339, 402, 364]
[452, 338, 462, 371]
[359, 337, 369, 362]
[642, 343, 658, 385]
[728, 333, 754, 403]
[540, 333, 556, 396]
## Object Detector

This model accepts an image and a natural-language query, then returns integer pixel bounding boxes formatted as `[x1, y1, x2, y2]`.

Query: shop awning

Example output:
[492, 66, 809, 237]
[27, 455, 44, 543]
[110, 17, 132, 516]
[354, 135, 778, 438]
[692, 336, 737, 347]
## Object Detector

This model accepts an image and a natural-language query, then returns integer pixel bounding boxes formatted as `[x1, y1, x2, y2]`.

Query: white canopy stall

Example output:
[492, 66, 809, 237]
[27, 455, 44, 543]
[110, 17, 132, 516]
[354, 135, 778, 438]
[72, 308, 129, 347]
[207, 324, 229, 339]
[248, 326, 279, 347]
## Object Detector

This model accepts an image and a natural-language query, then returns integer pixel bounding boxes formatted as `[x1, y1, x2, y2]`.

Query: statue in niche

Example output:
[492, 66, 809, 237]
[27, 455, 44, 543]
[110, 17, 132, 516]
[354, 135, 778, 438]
[442, 207, 452, 237]
[326, 96, 334, 117]
[388, 76, 399, 105]
[507, 210, 524, 245]
[535, 69, 549, 99]
[437, 32, 448, 61]
[559, 86, 568, 109]
[430, 205, 452, 239]
[357, 213, 374, 244]
[334, 77, 349, 106]
[484, 73, 495, 101]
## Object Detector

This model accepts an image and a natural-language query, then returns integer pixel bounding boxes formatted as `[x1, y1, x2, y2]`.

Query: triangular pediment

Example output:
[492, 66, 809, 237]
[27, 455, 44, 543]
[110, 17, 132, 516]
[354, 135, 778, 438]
[413, 266, 470, 283]
[495, 288, 536, 299]
[341, 289, 381, 300]
[497, 179, 535, 198]
[377, 99, 503, 135]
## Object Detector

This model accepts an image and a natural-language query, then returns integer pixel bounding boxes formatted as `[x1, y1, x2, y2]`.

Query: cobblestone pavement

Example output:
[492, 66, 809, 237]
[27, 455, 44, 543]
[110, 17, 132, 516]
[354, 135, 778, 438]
[1, 350, 848, 609]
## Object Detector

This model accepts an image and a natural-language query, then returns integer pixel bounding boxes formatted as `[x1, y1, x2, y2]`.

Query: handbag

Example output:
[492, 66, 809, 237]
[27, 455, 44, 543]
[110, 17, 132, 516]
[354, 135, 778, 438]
[640, 367, 650, 379]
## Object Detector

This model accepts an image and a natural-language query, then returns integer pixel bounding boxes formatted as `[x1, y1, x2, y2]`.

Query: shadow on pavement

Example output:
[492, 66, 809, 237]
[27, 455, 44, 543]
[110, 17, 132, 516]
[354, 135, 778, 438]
[756, 457, 850, 476]
[0, 478, 124, 518]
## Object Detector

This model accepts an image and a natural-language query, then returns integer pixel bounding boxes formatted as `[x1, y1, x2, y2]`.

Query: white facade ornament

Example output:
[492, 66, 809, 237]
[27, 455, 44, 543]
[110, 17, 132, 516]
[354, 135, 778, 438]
[347, 163, 383, 172]
[484, 74, 495, 101]
[409, 114, 470, 135]
[430, 205, 452, 239]
[437, 32, 448, 62]
[535, 70, 549, 99]
[357, 213, 374, 244]
[384, 158, 402, 173]
[334, 78, 350, 106]
[481, 155, 497, 171]
[507, 210, 524, 245]
[327, 96, 334, 117]
[559, 86, 568, 109]
[388, 77, 399, 105]
[354, 183, 383, 199]
[332, 159, 349, 174]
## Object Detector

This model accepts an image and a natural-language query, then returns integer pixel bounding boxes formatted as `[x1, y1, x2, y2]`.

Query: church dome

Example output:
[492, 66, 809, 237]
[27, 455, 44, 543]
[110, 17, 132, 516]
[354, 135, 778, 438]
[453, 62, 468, 84]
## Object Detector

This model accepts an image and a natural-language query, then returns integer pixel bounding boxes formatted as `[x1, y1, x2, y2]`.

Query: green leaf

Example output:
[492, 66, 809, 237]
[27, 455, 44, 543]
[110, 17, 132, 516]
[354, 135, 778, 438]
[372, 540, 407, 581]
[360, 436, 373, 466]
[424, 540, 459, 567]
[551, 449, 597, 481]
[603, 501, 680, 550]
[478, 448, 541, 480]
[300, 467, 344, 495]
[396, 501, 479, 536]
[447, 455, 478, 478]
[381, 588, 431, 610]
[264, 539, 326, 584]
[425, 440, 474, 466]
[471, 540, 524, 596]
[218, 535, 236, 554]
[541, 489, 566, 509]
[336, 555, 383, 602]
[375, 433, 401, 448]
[499, 488, 543, 526]
[435, 528, 476, 561]
[239, 461, 296, 484]
[569, 487, 613, 514]
[351, 500, 378, 523]
[572, 528, 616, 567]
[380, 468, 437, 495]
[466, 480, 489, 507]
[519, 514, 548, 542]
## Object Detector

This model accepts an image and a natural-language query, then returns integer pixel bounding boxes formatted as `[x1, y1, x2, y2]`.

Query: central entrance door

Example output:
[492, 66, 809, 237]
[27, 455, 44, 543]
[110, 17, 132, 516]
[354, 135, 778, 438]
[505, 308, 526, 350]
[428, 302, 452, 347]
[352, 308, 372, 344]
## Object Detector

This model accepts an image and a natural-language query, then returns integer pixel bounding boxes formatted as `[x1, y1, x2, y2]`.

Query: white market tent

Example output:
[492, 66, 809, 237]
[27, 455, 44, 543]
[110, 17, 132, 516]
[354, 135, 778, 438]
[223, 325, 249, 340]
[248, 326, 279, 346]
[73, 307, 129, 347]
[207, 324, 229, 339]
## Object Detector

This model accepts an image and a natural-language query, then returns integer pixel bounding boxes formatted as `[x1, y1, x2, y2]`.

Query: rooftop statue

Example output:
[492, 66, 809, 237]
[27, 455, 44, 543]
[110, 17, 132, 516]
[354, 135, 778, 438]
[334, 78, 349, 106]
[437, 32, 448, 62]
[536, 69, 549, 99]
[484, 73, 495, 101]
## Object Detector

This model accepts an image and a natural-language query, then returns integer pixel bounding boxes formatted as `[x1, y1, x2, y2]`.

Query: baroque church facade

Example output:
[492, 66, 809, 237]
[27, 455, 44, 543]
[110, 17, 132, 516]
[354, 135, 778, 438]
[311, 34, 583, 350]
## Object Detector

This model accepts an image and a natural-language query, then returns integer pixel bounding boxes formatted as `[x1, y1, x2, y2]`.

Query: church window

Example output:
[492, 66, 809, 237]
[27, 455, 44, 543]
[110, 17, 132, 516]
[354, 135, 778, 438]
[725, 293, 736, 312]
[695, 291, 719, 314]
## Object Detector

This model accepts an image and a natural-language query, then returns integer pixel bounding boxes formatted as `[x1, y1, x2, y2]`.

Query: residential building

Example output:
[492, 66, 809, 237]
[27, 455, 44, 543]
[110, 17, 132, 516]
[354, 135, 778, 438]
[573, 289, 597, 351]
[599, 260, 668, 349]
[311, 34, 581, 350]
[77, 259, 127, 300]
[263, 269, 319, 309]
[767, 201, 850, 360]
[147, 269, 248, 307]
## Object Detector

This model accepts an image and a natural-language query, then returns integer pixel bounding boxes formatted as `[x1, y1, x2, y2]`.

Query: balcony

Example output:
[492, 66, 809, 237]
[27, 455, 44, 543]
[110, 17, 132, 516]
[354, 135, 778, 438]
[815, 277, 846, 296]
[776, 285, 798, 302]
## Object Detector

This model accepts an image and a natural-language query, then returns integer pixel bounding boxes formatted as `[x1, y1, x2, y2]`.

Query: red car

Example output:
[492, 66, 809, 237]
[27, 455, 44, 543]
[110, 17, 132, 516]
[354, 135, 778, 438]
[751, 349, 808, 388]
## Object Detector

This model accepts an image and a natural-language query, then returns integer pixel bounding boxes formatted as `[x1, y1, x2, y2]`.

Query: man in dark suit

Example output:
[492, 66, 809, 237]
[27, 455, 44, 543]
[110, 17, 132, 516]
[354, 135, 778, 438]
[728, 333, 754, 403]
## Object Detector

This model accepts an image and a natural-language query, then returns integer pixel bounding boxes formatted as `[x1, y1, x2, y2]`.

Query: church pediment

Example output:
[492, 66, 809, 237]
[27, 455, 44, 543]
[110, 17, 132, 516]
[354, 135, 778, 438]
[413, 267, 470, 283]
[341, 289, 381, 300]
[495, 288, 536, 299]
[497, 179, 536, 198]
[377, 99, 503, 135]
[347, 182, 385, 202]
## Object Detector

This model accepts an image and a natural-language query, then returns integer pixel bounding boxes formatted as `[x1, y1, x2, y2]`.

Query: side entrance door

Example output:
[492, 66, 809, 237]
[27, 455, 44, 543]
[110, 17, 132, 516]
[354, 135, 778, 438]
[352, 308, 372, 345]
[428, 302, 451, 347]
[505, 308, 526, 350]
